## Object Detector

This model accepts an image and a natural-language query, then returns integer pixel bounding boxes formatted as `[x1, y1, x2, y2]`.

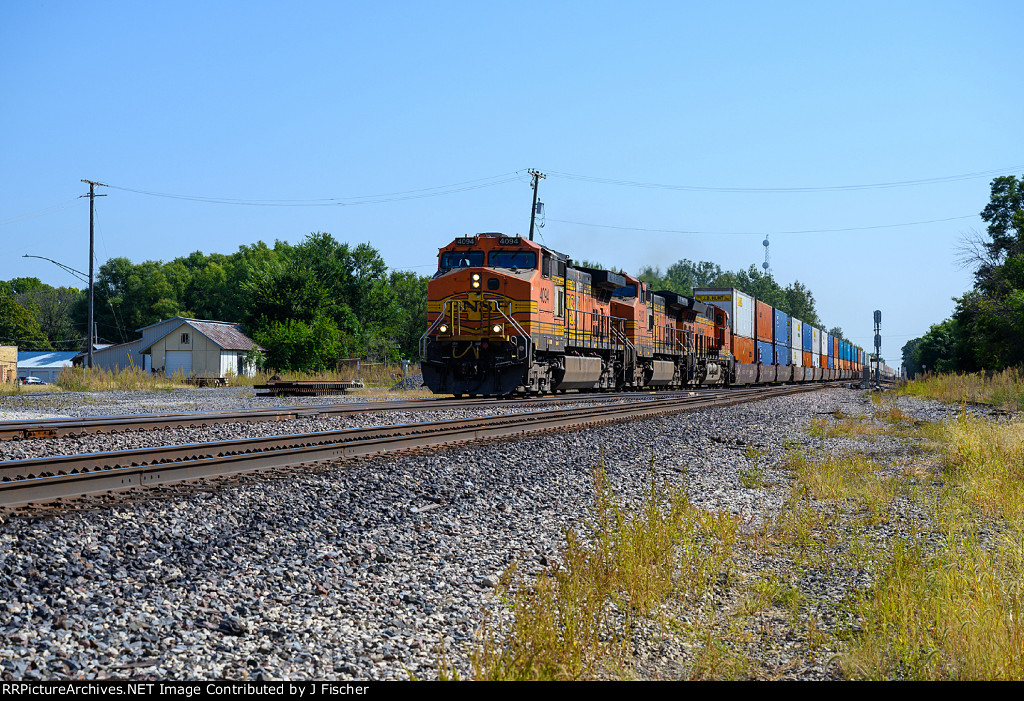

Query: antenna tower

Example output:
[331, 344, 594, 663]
[762, 235, 771, 276]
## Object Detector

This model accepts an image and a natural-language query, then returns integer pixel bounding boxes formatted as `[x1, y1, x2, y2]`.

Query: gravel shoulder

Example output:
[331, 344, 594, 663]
[0, 387, 969, 680]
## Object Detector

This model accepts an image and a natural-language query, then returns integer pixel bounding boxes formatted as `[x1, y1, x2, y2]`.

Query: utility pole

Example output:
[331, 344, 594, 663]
[528, 169, 545, 242]
[81, 180, 106, 369]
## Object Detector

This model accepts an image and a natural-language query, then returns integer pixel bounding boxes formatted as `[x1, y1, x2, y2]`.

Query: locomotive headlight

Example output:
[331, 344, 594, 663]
[491, 324, 503, 334]
[439, 324, 448, 333]
[471, 280, 481, 288]
[472, 273, 481, 281]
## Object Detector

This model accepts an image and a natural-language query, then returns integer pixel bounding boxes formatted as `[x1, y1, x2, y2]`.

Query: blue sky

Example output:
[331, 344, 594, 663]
[3, 1, 1022, 359]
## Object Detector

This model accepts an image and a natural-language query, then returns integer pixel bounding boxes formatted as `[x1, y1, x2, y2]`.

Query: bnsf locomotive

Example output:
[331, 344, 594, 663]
[420, 233, 869, 396]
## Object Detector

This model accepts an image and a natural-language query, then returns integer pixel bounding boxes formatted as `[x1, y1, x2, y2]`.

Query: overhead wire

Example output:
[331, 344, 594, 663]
[544, 164, 1024, 193]
[103, 172, 523, 207]
[0, 197, 83, 227]
[547, 214, 978, 236]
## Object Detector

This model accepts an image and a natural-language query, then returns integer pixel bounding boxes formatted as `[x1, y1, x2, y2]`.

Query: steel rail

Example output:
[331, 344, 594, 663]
[0, 384, 823, 508]
[0, 389, 711, 441]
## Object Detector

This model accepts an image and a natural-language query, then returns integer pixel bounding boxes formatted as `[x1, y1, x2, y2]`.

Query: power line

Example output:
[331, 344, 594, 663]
[545, 164, 1024, 193]
[103, 172, 522, 207]
[0, 197, 83, 227]
[548, 214, 978, 236]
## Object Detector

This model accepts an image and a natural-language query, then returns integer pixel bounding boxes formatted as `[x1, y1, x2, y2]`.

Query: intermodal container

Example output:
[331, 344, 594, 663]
[693, 288, 755, 340]
[790, 318, 803, 350]
[773, 309, 789, 347]
[755, 301, 773, 342]
[733, 336, 755, 364]
[791, 347, 802, 366]
[833, 337, 839, 359]
[756, 340, 773, 364]
[803, 350, 813, 367]
[802, 324, 813, 351]
[827, 353, 834, 369]
[775, 342, 790, 365]
[812, 326, 820, 355]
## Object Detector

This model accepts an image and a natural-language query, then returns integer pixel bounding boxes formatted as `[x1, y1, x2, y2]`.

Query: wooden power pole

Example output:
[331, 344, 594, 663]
[528, 169, 545, 241]
[81, 180, 106, 369]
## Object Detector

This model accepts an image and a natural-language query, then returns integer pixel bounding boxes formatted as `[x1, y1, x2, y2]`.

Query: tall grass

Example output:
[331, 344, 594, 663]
[471, 462, 737, 680]
[834, 411, 1024, 679]
[54, 366, 190, 391]
[900, 368, 1024, 411]
[230, 362, 420, 388]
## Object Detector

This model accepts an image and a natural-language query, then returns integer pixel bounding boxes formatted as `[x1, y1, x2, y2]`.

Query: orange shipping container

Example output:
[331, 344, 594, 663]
[802, 350, 812, 367]
[733, 336, 755, 364]
[755, 301, 773, 342]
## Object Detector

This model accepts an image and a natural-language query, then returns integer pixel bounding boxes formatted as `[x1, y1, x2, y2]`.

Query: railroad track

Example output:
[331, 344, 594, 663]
[0, 384, 824, 509]
[0, 389, 711, 442]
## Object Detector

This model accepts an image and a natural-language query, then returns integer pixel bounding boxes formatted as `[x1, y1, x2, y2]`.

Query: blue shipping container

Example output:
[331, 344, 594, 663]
[774, 342, 790, 365]
[827, 354, 834, 369]
[756, 340, 773, 364]
[773, 310, 789, 347]
[802, 324, 813, 351]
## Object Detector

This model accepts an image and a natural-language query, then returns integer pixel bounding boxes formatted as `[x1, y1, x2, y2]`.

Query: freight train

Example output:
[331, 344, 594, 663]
[420, 233, 882, 396]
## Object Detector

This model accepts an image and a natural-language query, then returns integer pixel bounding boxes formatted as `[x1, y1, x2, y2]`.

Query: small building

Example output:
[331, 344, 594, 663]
[0, 346, 17, 383]
[140, 318, 262, 378]
[76, 341, 150, 373]
[17, 351, 79, 383]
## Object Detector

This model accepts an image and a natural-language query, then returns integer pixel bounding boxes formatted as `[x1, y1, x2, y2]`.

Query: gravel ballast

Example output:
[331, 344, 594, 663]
[0, 387, 971, 680]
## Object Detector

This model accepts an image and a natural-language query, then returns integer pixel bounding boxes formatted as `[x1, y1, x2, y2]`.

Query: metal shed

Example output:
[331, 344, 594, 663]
[17, 351, 78, 383]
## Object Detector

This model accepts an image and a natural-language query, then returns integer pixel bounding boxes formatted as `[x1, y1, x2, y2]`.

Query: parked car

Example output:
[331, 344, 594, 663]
[21, 376, 45, 385]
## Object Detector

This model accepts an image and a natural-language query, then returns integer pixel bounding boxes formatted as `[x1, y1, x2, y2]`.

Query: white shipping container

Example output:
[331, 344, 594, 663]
[693, 288, 754, 339]
[811, 326, 821, 355]
[791, 347, 802, 366]
[790, 318, 803, 350]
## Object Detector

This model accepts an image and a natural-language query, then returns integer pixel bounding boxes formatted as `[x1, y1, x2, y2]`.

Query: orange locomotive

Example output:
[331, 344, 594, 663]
[420, 233, 732, 396]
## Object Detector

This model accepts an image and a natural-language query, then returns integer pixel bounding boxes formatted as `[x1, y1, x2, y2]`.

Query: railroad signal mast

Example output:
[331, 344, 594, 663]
[873, 309, 882, 389]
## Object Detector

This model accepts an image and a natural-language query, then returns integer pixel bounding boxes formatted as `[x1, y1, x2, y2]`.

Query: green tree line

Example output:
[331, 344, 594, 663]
[902, 175, 1024, 377]
[2, 233, 429, 370]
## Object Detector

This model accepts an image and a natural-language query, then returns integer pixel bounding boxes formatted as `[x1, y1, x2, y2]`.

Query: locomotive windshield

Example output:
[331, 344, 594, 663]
[440, 251, 484, 269]
[612, 284, 637, 298]
[488, 251, 537, 269]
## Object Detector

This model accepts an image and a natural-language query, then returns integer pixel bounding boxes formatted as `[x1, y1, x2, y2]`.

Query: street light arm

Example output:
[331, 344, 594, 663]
[22, 255, 89, 284]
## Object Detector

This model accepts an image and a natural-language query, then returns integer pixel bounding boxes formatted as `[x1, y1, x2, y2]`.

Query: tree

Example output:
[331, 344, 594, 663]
[0, 293, 52, 351]
[389, 270, 429, 359]
[901, 337, 923, 378]
[254, 315, 342, 372]
[16, 284, 85, 351]
[943, 174, 1024, 371]
[980, 175, 1024, 264]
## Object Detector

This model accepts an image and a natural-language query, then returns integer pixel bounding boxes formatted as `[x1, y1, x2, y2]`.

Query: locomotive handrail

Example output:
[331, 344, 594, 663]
[419, 298, 455, 358]
[487, 299, 530, 339]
